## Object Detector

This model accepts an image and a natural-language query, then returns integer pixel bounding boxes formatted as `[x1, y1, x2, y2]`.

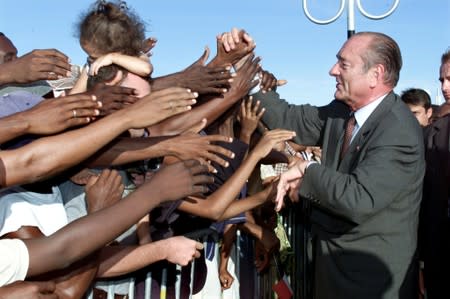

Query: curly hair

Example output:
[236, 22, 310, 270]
[75, 1, 146, 57]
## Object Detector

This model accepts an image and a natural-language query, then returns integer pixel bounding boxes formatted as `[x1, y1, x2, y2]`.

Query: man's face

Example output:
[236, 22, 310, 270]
[440, 61, 450, 102]
[329, 36, 374, 111]
[407, 104, 432, 127]
[0, 34, 18, 64]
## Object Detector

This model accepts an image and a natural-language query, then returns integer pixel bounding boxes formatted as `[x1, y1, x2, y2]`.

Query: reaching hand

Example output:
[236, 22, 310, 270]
[180, 118, 208, 134]
[219, 268, 235, 290]
[275, 160, 308, 211]
[227, 53, 261, 100]
[163, 236, 204, 266]
[88, 53, 116, 76]
[85, 169, 124, 213]
[252, 129, 296, 160]
[214, 28, 256, 67]
[177, 47, 234, 94]
[124, 87, 198, 129]
[142, 37, 157, 57]
[238, 97, 265, 139]
[0, 280, 58, 299]
[142, 159, 212, 203]
[6, 49, 71, 83]
[262, 177, 279, 204]
[259, 70, 287, 93]
[24, 94, 102, 134]
[70, 168, 97, 185]
[164, 133, 235, 170]
[90, 83, 138, 116]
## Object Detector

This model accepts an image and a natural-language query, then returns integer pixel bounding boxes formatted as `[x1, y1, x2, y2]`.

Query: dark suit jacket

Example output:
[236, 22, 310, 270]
[421, 115, 450, 298]
[255, 91, 425, 299]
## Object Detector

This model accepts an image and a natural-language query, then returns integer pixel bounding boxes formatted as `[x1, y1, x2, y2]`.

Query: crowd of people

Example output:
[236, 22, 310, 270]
[0, 1, 449, 299]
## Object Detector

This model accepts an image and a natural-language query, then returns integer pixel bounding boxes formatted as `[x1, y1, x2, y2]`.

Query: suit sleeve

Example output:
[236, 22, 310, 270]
[299, 115, 425, 225]
[254, 90, 324, 145]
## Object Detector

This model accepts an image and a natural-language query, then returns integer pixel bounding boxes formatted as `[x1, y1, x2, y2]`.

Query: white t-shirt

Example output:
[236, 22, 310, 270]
[0, 239, 29, 286]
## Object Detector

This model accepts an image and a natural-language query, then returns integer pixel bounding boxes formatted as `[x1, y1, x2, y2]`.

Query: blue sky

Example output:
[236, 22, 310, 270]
[1, 0, 449, 106]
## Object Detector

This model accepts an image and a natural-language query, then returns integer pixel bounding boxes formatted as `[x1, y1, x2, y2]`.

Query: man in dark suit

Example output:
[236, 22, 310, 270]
[420, 49, 450, 299]
[256, 32, 424, 299]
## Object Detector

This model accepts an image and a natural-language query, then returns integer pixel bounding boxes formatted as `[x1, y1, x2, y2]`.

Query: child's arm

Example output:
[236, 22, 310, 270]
[218, 183, 275, 221]
[238, 97, 265, 145]
[219, 223, 237, 290]
[69, 66, 89, 94]
[89, 53, 152, 77]
[96, 236, 203, 277]
[178, 129, 295, 220]
[136, 214, 152, 245]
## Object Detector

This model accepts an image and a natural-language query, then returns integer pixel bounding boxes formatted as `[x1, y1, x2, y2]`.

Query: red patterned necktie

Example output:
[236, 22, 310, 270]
[340, 114, 356, 160]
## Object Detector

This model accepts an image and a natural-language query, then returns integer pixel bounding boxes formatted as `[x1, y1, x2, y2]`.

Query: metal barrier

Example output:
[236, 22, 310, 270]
[85, 212, 308, 299]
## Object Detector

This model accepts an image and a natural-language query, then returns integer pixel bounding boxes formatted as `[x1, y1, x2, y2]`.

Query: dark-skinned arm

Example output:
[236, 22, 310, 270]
[96, 236, 203, 277]
[0, 94, 102, 145]
[218, 224, 237, 290]
[0, 87, 197, 188]
[85, 133, 234, 170]
[23, 160, 210, 277]
[207, 28, 256, 68]
[178, 130, 295, 221]
[13, 170, 124, 299]
[0, 49, 71, 85]
[150, 47, 233, 94]
[147, 54, 261, 136]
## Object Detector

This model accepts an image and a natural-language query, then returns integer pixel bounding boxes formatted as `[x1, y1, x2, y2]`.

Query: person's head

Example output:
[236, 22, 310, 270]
[76, 1, 146, 60]
[401, 88, 432, 127]
[87, 64, 126, 90]
[0, 32, 18, 64]
[439, 49, 450, 102]
[87, 64, 150, 98]
[329, 32, 402, 111]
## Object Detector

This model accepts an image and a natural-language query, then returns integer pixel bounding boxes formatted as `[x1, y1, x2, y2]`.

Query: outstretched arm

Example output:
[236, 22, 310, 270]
[0, 87, 198, 187]
[0, 93, 101, 144]
[219, 224, 237, 290]
[147, 54, 261, 136]
[23, 160, 211, 277]
[0, 281, 58, 299]
[96, 236, 203, 277]
[150, 47, 233, 95]
[89, 53, 152, 77]
[0, 49, 71, 85]
[85, 133, 234, 170]
[179, 129, 295, 221]
[208, 28, 256, 68]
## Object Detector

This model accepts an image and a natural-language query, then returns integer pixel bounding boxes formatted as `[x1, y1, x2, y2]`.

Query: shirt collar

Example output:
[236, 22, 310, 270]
[354, 93, 388, 128]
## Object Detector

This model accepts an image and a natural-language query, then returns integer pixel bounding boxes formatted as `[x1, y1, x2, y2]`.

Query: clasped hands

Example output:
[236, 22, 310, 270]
[274, 157, 309, 212]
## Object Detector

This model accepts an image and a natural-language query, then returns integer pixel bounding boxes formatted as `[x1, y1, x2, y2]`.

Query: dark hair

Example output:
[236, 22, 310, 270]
[401, 88, 431, 110]
[356, 32, 402, 88]
[441, 48, 450, 65]
[86, 64, 128, 90]
[76, 1, 146, 56]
